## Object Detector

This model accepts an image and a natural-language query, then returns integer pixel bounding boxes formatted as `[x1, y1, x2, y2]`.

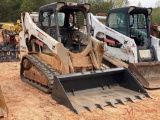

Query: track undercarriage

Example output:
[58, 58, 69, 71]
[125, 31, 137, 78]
[20, 54, 59, 93]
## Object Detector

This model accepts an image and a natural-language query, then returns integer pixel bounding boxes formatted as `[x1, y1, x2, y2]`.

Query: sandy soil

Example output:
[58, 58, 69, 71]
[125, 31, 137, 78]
[0, 30, 160, 120]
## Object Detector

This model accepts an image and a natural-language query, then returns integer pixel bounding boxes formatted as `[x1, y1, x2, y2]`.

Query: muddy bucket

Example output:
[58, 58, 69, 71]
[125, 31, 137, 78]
[51, 68, 150, 114]
[129, 62, 160, 89]
[0, 86, 7, 118]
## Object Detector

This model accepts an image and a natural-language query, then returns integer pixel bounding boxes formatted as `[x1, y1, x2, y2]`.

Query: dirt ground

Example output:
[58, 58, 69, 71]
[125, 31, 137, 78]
[0, 31, 160, 120]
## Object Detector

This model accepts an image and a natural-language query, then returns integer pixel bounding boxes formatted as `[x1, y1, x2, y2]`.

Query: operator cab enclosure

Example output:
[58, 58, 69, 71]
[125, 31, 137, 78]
[106, 6, 152, 48]
[38, 2, 91, 53]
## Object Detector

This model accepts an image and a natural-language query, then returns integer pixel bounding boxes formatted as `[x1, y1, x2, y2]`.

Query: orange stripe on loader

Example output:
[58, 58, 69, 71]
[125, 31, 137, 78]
[104, 39, 115, 45]
[36, 40, 43, 46]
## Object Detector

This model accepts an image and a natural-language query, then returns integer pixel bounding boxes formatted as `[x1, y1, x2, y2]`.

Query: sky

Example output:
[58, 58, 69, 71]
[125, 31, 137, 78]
[129, 0, 158, 8]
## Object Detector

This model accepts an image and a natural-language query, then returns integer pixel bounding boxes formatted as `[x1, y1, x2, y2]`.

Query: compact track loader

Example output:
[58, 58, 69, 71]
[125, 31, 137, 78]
[0, 24, 19, 62]
[89, 6, 160, 89]
[19, 2, 149, 113]
[0, 86, 7, 118]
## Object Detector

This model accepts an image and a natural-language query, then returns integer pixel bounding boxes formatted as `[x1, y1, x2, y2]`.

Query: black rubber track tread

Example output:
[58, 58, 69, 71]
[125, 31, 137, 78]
[20, 54, 60, 93]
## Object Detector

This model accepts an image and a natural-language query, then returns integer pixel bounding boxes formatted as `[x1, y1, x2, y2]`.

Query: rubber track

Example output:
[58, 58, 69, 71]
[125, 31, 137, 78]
[20, 54, 59, 93]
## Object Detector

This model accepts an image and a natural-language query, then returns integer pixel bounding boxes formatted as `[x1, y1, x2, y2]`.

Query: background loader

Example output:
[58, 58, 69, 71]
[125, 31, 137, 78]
[89, 6, 160, 89]
[0, 20, 20, 62]
[19, 2, 149, 113]
[1, 20, 22, 35]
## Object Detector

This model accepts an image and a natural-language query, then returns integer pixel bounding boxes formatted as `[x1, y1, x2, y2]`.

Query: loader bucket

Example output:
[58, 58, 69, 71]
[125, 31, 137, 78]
[0, 86, 7, 118]
[51, 68, 150, 114]
[128, 62, 160, 89]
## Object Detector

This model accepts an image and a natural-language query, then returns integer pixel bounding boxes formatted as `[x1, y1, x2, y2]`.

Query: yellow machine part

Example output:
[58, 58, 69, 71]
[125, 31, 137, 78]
[0, 86, 7, 118]
[1, 20, 22, 34]
[14, 24, 22, 34]
[2, 24, 15, 31]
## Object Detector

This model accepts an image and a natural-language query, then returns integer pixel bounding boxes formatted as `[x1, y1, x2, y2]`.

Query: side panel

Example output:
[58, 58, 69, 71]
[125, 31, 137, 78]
[105, 45, 128, 62]
[20, 12, 59, 54]
[151, 36, 160, 61]
[19, 12, 70, 74]
[88, 13, 138, 63]
[19, 31, 28, 60]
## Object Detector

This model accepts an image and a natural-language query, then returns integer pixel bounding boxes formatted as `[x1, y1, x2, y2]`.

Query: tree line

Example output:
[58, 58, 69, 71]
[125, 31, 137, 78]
[0, 0, 160, 24]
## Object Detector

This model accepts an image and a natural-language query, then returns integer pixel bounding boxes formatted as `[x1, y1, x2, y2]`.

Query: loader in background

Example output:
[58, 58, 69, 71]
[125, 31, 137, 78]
[0, 86, 8, 118]
[1, 20, 22, 35]
[0, 22, 20, 62]
[19, 2, 150, 114]
[89, 6, 160, 89]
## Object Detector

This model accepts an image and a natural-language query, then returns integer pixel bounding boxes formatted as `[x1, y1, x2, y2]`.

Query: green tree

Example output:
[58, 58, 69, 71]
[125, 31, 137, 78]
[20, 0, 47, 12]
[12, 0, 23, 21]
[0, 0, 130, 22]
[0, 0, 23, 22]
[151, 7, 160, 24]
[47, 0, 80, 3]
[89, 0, 114, 14]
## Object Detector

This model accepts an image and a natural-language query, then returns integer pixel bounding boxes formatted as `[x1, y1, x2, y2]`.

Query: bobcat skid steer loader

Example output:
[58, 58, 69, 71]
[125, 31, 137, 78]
[19, 2, 149, 114]
[89, 6, 160, 89]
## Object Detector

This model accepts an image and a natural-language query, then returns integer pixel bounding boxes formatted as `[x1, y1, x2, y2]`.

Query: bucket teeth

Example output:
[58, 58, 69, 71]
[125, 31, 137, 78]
[96, 104, 104, 110]
[73, 109, 80, 114]
[117, 99, 126, 105]
[84, 106, 93, 112]
[108, 102, 116, 108]
[128, 97, 135, 103]
[73, 95, 147, 113]
[145, 93, 152, 98]
[137, 95, 144, 100]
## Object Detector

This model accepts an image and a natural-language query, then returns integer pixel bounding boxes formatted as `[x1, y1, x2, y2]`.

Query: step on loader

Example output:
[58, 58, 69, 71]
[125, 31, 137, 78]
[89, 6, 160, 89]
[0, 86, 7, 118]
[19, 2, 150, 114]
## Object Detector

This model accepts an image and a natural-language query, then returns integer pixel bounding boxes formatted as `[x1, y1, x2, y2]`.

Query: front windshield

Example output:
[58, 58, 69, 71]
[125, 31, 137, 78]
[108, 12, 127, 35]
[50, 13, 65, 27]
[40, 9, 89, 53]
[130, 14, 147, 38]
[41, 12, 65, 27]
